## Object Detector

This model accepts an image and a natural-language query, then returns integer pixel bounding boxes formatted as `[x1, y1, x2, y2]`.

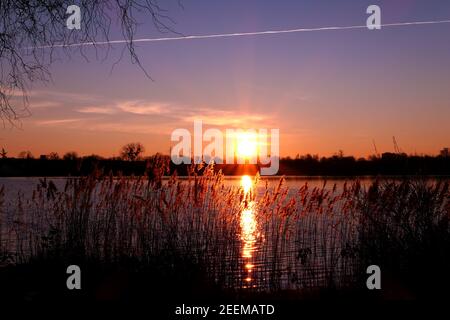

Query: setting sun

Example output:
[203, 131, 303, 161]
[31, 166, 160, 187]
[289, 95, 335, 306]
[236, 132, 258, 159]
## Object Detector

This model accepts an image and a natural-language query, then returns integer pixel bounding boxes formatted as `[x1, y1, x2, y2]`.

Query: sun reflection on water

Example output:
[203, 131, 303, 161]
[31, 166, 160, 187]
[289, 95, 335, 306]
[241, 175, 253, 194]
[241, 206, 257, 258]
[239, 175, 259, 286]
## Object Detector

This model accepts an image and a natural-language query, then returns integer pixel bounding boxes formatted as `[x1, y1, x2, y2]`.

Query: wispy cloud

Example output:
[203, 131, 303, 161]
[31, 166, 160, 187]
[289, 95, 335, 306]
[35, 118, 82, 126]
[77, 106, 117, 114]
[117, 101, 170, 115]
[28, 90, 100, 102]
[89, 122, 167, 135]
[12, 90, 105, 110]
[184, 109, 268, 127]
[29, 101, 62, 109]
[33, 117, 168, 135]
[29, 90, 274, 133]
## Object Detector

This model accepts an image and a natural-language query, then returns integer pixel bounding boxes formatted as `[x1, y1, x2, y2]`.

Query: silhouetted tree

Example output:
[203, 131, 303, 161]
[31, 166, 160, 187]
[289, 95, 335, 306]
[121, 143, 145, 161]
[48, 152, 60, 160]
[0, 1, 178, 122]
[0, 147, 7, 159]
[18, 151, 34, 159]
[63, 151, 78, 161]
[83, 154, 103, 161]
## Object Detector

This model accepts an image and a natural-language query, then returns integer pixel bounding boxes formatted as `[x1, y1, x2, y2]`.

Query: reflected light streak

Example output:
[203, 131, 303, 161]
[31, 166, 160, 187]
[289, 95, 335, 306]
[240, 175, 259, 286]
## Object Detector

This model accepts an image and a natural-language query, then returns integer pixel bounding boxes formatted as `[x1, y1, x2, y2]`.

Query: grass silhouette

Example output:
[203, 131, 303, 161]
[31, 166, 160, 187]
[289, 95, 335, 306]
[0, 159, 448, 301]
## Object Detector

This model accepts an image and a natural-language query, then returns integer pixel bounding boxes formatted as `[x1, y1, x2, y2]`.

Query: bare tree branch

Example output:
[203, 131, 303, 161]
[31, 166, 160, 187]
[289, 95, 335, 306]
[0, 0, 177, 123]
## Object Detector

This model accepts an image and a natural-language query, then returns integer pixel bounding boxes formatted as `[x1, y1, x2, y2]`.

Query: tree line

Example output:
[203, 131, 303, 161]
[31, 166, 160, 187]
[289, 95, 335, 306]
[1, 143, 449, 177]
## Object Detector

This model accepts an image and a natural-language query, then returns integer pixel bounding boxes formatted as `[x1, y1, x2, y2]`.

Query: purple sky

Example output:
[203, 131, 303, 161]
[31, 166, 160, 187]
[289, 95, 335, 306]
[3, 0, 450, 158]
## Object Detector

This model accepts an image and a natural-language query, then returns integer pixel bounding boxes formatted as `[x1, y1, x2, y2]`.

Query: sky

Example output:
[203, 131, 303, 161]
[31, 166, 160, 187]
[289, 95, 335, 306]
[2, 0, 450, 158]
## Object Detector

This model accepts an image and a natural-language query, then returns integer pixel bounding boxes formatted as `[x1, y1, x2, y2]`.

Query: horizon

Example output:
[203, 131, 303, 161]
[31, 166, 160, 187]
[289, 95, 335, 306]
[4, 148, 448, 159]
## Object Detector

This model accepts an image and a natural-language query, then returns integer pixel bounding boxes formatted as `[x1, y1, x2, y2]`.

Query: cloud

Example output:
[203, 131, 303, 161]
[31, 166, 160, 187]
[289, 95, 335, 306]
[10, 89, 105, 111]
[35, 118, 82, 126]
[89, 122, 167, 135]
[183, 109, 268, 127]
[77, 106, 117, 114]
[28, 90, 274, 133]
[28, 90, 100, 102]
[29, 101, 62, 109]
[117, 101, 170, 115]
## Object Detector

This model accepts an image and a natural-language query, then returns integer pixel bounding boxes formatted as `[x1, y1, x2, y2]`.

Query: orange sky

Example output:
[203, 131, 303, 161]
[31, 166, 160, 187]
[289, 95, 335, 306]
[1, 1, 450, 158]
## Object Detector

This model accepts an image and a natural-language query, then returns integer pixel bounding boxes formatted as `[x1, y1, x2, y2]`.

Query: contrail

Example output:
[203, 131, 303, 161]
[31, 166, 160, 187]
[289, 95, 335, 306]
[33, 19, 450, 49]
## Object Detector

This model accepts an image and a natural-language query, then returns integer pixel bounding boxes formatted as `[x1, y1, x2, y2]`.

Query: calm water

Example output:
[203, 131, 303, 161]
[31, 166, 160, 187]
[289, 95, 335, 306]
[0, 176, 375, 203]
[235, 176, 365, 289]
[0, 176, 432, 290]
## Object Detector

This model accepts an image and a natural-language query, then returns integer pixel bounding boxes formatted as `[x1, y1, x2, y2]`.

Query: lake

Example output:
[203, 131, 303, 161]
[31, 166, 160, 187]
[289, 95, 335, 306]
[0, 176, 375, 200]
[0, 175, 446, 291]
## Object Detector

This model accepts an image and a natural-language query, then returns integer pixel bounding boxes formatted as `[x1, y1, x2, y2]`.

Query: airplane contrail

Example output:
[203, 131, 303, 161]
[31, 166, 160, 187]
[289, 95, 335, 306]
[33, 19, 450, 49]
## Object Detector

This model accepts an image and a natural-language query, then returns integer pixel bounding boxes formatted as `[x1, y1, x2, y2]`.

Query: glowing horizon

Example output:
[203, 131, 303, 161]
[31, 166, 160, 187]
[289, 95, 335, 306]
[2, 1, 450, 159]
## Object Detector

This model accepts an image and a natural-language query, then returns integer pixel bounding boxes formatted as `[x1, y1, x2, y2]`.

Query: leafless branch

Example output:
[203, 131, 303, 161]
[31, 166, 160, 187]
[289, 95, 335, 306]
[0, 0, 178, 123]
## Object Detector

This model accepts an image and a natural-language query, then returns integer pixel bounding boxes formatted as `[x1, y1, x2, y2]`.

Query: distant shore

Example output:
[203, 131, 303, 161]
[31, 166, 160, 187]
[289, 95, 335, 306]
[1, 153, 449, 177]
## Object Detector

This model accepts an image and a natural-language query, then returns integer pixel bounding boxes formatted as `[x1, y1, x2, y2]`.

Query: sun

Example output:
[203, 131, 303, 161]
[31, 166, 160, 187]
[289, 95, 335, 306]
[236, 132, 258, 159]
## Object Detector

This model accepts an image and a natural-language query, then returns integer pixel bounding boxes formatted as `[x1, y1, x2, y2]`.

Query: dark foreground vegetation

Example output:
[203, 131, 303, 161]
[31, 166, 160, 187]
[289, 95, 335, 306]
[1, 152, 450, 176]
[0, 157, 449, 306]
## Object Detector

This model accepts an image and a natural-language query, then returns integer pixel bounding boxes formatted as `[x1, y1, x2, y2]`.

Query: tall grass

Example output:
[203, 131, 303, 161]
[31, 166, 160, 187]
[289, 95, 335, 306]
[357, 179, 450, 296]
[0, 162, 449, 297]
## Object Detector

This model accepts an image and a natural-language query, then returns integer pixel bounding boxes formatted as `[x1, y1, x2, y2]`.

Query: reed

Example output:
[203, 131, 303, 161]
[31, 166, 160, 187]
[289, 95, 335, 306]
[0, 163, 448, 297]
